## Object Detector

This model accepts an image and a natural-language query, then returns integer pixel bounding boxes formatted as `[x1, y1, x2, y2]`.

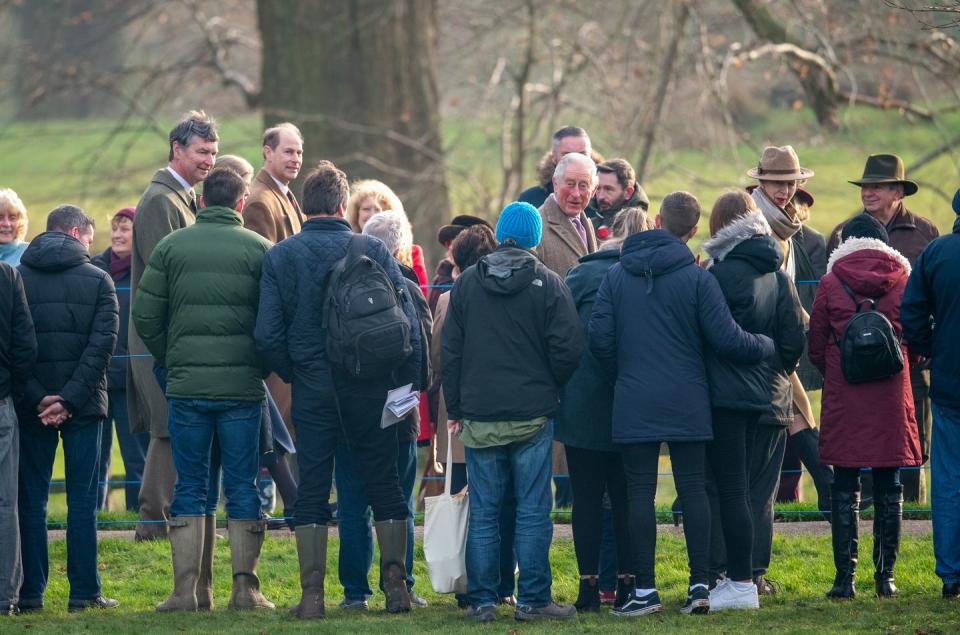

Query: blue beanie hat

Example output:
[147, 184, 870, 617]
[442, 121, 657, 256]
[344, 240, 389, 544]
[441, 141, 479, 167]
[953, 187, 960, 216]
[496, 202, 542, 249]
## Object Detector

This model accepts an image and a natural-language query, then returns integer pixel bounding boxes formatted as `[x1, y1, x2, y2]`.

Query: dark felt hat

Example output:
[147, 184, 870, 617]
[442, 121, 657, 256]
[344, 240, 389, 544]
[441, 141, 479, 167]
[849, 154, 918, 196]
[437, 214, 491, 245]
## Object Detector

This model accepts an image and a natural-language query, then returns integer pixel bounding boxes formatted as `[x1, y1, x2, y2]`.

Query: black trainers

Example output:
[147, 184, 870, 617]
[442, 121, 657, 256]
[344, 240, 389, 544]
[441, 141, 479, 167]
[680, 586, 710, 614]
[15, 598, 43, 613]
[464, 604, 497, 622]
[611, 590, 662, 617]
[67, 596, 119, 613]
[943, 582, 960, 599]
[514, 602, 577, 621]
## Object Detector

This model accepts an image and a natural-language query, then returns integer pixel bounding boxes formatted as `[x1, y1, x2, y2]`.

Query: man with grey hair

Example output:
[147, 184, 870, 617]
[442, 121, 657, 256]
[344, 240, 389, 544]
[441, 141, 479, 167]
[519, 126, 592, 208]
[16, 205, 119, 612]
[129, 110, 218, 548]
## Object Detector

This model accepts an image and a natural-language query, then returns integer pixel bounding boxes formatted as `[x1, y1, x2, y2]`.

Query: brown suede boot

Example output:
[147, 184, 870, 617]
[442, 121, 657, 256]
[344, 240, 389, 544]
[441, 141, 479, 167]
[156, 516, 203, 612]
[290, 524, 327, 619]
[227, 520, 275, 610]
[196, 515, 216, 610]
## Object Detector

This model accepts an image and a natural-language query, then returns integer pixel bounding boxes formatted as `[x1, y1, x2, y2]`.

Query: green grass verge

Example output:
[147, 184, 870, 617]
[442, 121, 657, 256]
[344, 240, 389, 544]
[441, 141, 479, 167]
[18, 533, 954, 634]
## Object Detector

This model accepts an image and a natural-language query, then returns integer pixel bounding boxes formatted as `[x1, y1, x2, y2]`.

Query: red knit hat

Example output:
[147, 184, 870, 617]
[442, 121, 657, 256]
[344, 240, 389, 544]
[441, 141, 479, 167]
[113, 207, 136, 222]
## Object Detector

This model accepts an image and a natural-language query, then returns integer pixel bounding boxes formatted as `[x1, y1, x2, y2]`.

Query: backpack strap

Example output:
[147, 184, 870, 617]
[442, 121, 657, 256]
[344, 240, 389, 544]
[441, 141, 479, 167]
[839, 279, 876, 313]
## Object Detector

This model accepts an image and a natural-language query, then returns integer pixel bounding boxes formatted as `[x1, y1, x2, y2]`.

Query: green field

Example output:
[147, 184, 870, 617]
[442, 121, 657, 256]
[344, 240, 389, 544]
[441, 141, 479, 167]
[15, 532, 954, 634]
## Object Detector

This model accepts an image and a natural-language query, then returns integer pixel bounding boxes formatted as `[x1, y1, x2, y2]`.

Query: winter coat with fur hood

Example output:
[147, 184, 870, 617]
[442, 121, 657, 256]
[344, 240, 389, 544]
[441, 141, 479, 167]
[702, 212, 806, 424]
[808, 237, 922, 468]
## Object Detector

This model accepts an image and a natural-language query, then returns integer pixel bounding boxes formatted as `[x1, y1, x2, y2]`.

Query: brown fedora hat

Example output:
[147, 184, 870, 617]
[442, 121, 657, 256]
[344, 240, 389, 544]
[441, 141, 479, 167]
[437, 214, 491, 245]
[848, 154, 918, 196]
[747, 145, 815, 181]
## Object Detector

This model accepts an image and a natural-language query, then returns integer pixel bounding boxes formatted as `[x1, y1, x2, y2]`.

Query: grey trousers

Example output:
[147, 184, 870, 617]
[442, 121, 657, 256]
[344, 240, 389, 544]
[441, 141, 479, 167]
[0, 397, 21, 605]
[135, 436, 176, 540]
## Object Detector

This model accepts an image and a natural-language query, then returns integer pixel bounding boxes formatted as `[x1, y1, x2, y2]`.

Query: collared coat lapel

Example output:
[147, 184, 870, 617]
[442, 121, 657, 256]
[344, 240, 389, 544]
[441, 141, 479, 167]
[536, 194, 597, 277]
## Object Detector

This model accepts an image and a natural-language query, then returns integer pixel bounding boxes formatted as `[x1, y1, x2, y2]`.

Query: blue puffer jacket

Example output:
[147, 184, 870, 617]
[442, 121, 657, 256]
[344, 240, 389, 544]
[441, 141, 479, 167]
[902, 214, 960, 411]
[588, 229, 774, 444]
[254, 217, 421, 406]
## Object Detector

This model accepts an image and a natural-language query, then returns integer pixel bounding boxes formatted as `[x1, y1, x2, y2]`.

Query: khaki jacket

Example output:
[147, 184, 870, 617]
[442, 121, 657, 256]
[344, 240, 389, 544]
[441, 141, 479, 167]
[432, 291, 464, 464]
[242, 169, 304, 244]
[127, 168, 196, 437]
[536, 194, 597, 278]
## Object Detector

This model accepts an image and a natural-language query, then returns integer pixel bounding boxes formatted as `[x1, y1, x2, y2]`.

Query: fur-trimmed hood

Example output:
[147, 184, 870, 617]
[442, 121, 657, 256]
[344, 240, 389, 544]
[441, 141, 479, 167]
[536, 151, 557, 189]
[827, 237, 911, 299]
[702, 211, 772, 263]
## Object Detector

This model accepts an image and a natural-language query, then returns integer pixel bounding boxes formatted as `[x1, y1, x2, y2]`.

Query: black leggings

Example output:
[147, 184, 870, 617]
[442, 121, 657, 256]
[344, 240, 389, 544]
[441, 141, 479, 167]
[622, 441, 710, 588]
[565, 445, 632, 577]
[833, 466, 900, 493]
[706, 409, 758, 581]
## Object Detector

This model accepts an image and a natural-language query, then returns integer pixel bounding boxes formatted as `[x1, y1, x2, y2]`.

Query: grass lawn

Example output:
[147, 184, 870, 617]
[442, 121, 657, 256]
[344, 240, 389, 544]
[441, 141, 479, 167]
[16, 532, 955, 634]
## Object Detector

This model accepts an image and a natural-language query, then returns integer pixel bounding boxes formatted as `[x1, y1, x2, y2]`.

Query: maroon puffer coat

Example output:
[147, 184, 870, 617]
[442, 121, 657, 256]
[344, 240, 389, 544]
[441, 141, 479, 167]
[808, 238, 922, 469]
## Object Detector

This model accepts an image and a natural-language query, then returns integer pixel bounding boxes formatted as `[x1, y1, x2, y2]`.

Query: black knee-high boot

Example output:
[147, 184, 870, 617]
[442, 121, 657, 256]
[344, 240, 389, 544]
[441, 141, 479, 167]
[873, 484, 903, 597]
[826, 488, 859, 599]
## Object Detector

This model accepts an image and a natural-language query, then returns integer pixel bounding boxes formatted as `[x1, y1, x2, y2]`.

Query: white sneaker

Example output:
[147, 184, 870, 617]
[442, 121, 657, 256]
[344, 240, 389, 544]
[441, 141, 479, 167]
[708, 578, 759, 610]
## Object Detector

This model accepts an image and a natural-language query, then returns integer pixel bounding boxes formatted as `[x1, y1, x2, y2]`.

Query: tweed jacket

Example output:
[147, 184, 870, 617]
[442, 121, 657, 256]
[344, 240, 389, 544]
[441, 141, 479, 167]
[242, 169, 304, 244]
[536, 194, 597, 278]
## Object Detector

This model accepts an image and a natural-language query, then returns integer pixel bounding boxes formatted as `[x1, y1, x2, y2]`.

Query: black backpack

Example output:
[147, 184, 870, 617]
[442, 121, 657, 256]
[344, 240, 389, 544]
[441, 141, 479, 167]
[836, 280, 904, 384]
[322, 235, 412, 379]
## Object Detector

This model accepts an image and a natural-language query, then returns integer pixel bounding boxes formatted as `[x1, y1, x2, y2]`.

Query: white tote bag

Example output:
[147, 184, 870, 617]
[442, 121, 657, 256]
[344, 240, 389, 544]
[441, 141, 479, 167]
[423, 429, 469, 594]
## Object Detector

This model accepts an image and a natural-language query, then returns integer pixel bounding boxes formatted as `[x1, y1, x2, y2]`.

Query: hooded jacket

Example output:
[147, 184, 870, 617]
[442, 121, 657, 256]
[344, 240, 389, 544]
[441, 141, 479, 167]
[809, 238, 921, 468]
[17, 231, 118, 419]
[588, 229, 774, 444]
[902, 215, 960, 411]
[702, 212, 806, 423]
[441, 245, 582, 422]
[554, 248, 620, 451]
[0, 263, 37, 401]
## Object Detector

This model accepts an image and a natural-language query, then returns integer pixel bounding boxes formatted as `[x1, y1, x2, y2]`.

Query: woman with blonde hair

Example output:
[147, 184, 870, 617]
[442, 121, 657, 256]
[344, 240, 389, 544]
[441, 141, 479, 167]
[0, 188, 30, 265]
[557, 207, 651, 611]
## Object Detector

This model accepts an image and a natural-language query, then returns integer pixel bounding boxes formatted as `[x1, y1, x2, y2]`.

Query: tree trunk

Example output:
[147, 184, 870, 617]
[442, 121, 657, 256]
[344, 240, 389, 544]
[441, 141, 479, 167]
[257, 0, 450, 265]
[730, 0, 841, 131]
[13, 0, 129, 119]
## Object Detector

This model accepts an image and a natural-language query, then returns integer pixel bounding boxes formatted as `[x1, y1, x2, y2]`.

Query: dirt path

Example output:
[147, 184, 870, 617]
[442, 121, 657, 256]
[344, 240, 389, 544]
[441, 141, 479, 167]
[49, 520, 933, 542]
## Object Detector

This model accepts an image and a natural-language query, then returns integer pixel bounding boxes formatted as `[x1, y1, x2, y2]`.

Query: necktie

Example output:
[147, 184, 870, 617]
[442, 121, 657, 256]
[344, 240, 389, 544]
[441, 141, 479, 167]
[286, 190, 297, 207]
[189, 192, 198, 213]
[571, 216, 587, 248]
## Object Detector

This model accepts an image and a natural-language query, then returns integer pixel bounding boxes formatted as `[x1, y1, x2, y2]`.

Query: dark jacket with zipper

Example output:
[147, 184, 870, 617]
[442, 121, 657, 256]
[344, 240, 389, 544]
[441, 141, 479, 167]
[17, 231, 118, 419]
[588, 229, 774, 444]
[902, 215, 960, 411]
[792, 223, 827, 390]
[399, 262, 432, 441]
[703, 212, 806, 425]
[0, 263, 37, 401]
[441, 244, 582, 422]
[555, 248, 620, 451]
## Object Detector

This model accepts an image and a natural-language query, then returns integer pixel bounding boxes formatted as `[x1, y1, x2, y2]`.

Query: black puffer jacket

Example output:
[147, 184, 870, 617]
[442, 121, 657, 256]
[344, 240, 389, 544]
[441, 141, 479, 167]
[0, 263, 37, 401]
[91, 248, 130, 391]
[702, 212, 806, 424]
[442, 245, 582, 422]
[17, 232, 118, 418]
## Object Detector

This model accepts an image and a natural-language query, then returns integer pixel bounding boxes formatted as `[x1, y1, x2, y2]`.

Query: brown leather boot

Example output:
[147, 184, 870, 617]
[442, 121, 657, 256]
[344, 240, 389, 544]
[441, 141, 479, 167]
[156, 516, 203, 612]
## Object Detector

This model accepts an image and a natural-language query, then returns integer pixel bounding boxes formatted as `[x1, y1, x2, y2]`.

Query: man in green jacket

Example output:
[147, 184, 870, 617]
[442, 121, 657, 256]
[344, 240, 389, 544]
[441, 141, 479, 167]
[132, 168, 274, 613]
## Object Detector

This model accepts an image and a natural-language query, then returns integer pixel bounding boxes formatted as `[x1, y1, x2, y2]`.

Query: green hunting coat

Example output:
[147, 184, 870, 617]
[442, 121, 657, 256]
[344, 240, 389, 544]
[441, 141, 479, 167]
[132, 206, 272, 402]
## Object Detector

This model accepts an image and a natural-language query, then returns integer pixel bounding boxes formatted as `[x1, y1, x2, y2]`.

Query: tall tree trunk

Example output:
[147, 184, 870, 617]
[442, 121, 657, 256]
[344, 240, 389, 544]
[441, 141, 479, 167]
[731, 0, 841, 130]
[257, 0, 450, 264]
[636, 1, 689, 183]
[13, 0, 128, 119]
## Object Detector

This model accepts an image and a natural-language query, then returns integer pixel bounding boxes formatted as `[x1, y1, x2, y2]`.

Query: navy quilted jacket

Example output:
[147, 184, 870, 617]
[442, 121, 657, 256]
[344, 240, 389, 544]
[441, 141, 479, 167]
[254, 216, 421, 399]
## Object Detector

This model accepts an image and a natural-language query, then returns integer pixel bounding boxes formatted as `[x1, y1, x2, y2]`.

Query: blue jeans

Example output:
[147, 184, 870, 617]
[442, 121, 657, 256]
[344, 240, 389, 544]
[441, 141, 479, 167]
[932, 402, 960, 584]
[336, 439, 417, 600]
[168, 399, 261, 520]
[18, 415, 103, 602]
[465, 420, 554, 609]
[97, 388, 149, 511]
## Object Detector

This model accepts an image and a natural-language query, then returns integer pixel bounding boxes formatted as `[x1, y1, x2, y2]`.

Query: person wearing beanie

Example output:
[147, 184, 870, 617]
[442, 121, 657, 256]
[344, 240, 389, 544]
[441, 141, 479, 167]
[442, 202, 581, 622]
[811, 206, 921, 600]
[901, 186, 960, 600]
[827, 154, 940, 503]
[91, 207, 150, 513]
